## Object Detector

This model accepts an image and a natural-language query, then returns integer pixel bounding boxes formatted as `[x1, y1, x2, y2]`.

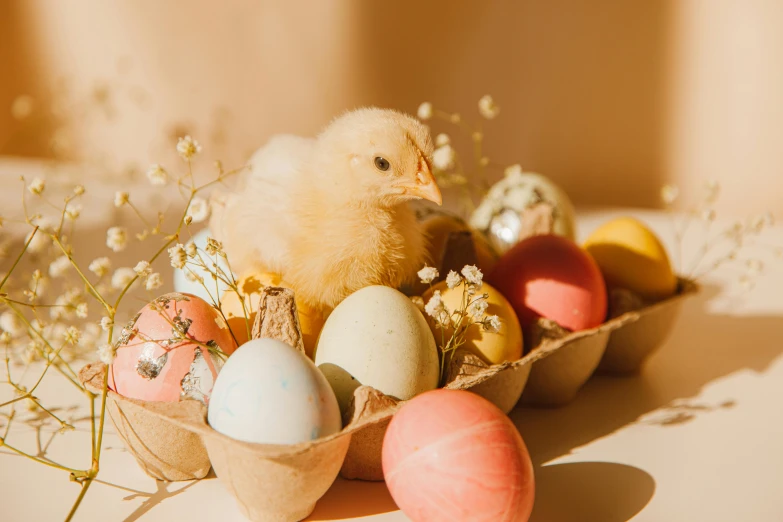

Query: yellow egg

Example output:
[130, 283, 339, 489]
[423, 281, 523, 366]
[220, 271, 326, 359]
[584, 217, 677, 299]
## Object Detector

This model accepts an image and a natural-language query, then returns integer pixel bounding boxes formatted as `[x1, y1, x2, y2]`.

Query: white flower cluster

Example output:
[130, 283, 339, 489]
[419, 264, 500, 334]
[133, 260, 163, 291]
[177, 135, 202, 161]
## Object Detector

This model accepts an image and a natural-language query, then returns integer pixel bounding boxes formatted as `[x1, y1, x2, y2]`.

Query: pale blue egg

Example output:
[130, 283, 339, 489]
[208, 338, 342, 444]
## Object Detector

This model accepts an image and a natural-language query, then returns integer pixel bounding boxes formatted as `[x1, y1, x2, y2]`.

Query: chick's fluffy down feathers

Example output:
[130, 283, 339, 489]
[210, 108, 436, 311]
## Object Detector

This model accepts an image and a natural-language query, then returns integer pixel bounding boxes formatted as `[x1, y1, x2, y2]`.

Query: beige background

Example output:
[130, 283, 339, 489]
[1, 0, 782, 217]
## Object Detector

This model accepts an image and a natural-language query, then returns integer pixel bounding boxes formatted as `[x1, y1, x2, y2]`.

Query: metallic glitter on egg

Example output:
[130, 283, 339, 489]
[470, 169, 576, 254]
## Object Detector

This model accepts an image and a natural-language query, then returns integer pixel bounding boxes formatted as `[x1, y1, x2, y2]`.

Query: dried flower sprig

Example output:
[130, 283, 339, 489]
[661, 180, 780, 291]
[416, 96, 501, 216]
[0, 136, 246, 520]
[417, 265, 500, 384]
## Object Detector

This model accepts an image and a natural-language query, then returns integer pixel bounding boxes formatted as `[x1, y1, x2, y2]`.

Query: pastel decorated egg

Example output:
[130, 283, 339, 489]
[584, 217, 677, 299]
[470, 169, 576, 255]
[173, 228, 235, 304]
[420, 212, 498, 274]
[208, 338, 342, 444]
[382, 389, 535, 522]
[314, 285, 439, 413]
[108, 292, 237, 403]
[489, 235, 607, 332]
[422, 281, 522, 365]
[220, 270, 326, 358]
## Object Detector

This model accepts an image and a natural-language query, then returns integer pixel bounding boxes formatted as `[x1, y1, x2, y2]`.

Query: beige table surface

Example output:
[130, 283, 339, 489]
[0, 158, 781, 521]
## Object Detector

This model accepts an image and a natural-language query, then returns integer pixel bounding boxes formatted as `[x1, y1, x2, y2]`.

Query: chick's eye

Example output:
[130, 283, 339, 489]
[374, 157, 390, 172]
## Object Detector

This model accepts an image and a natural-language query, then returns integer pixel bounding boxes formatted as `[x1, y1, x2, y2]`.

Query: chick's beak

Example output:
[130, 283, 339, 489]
[402, 160, 442, 206]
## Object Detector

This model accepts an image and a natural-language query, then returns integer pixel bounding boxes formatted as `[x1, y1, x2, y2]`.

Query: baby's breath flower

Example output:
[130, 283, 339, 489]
[0, 312, 24, 337]
[701, 209, 716, 222]
[114, 191, 129, 207]
[450, 113, 461, 124]
[111, 267, 136, 289]
[89, 257, 111, 277]
[27, 177, 45, 195]
[145, 272, 163, 291]
[65, 203, 82, 220]
[478, 95, 500, 119]
[76, 303, 88, 319]
[435, 133, 451, 147]
[100, 317, 113, 332]
[0, 331, 12, 344]
[746, 259, 764, 276]
[483, 315, 502, 333]
[168, 244, 187, 269]
[418, 265, 439, 284]
[186, 197, 210, 223]
[445, 270, 461, 289]
[424, 290, 450, 327]
[704, 180, 720, 204]
[97, 343, 116, 365]
[106, 226, 128, 252]
[432, 145, 456, 171]
[417, 102, 433, 120]
[505, 164, 523, 178]
[410, 296, 425, 312]
[177, 135, 202, 160]
[63, 326, 81, 345]
[479, 157, 490, 167]
[186, 242, 198, 257]
[133, 260, 152, 277]
[205, 237, 222, 256]
[748, 215, 767, 233]
[11, 95, 34, 120]
[49, 255, 71, 278]
[661, 185, 679, 205]
[73, 185, 85, 196]
[25, 227, 49, 253]
[461, 265, 483, 287]
[146, 164, 168, 186]
[468, 298, 489, 319]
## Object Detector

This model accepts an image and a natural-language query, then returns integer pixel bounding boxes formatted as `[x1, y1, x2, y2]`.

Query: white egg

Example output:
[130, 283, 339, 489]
[314, 286, 439, 413]
[208, 339, 342, 444]
[173, 228, 234, 304]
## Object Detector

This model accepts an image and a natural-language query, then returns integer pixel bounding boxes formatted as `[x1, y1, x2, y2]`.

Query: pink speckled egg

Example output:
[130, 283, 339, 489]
[488, 234, 607, 333]
[108, 292, 237, 403]
[382, 389, 535, 522]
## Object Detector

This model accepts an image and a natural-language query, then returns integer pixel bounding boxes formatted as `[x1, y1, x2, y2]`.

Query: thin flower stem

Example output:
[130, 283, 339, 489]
[65, 477, 94, 522]
[5, 302, 81, 390]
[0, 226, 38, 291]
[51, 236, 112, 313]
[88, 389, 95, 459]
[0, 440, 84, 475]
[126, 200, 152, 229]
[93, 345, 110, 461]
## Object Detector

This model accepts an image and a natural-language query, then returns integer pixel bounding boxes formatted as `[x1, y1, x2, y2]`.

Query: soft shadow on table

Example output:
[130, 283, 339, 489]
[91, 476, 201, 522]
[530, 461, 655, 522]
[306, 478, 398, 521]
[510, 283, 783, 468]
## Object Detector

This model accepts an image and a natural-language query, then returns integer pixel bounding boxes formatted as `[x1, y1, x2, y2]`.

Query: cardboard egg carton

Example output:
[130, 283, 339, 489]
[80, 242, 697, 520]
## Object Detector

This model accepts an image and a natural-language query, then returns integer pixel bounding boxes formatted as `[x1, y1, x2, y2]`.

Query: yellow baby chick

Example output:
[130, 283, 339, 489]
[210, 107, 442, 311]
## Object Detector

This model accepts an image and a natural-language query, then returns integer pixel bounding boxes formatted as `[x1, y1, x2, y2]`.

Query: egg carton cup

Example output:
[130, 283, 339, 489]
[79, 362, 211, 482]
[599, 278, 698, 374]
